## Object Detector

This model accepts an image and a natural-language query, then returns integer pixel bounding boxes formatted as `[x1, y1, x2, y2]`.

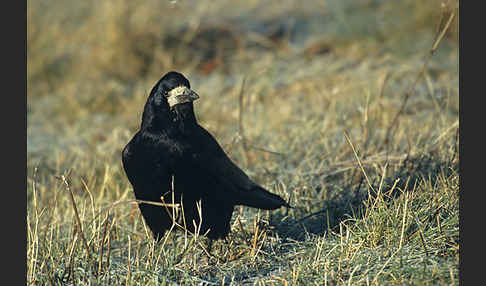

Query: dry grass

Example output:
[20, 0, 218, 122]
[27, 0, 459, 285]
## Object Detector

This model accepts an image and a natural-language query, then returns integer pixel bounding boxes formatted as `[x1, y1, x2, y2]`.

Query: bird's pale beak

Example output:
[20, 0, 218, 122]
[167, 86, 200, 108]
[186, 89, 200, 102]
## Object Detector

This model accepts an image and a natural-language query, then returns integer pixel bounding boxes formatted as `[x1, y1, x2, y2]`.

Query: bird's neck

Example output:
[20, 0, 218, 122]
[139, 102, 197, 135]
[171, 103, 197, 134]
[140, 101, 171, 132]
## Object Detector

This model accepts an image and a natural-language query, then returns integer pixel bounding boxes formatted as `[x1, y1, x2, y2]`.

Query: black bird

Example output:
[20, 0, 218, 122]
[122, 71, 290, 240]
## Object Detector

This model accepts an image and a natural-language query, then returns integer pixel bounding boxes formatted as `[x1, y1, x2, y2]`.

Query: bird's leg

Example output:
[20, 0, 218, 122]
[206, 239, 214, 256]
[205, 239, 221, 265]
[220, 239, 225, 254]
[221, 237, 231, 254]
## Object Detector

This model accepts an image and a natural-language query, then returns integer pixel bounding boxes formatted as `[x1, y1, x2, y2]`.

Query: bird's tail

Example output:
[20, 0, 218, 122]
[236, 186, 291, 210]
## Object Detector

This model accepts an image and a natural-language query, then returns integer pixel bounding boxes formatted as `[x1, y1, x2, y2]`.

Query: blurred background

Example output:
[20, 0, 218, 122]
[27, 0, 458, 166]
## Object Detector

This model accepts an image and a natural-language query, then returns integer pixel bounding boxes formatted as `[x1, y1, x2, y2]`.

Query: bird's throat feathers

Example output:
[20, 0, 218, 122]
[171, 103, 197, 132]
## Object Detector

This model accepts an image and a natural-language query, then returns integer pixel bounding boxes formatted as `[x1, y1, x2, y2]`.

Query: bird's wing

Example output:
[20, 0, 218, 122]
[191, 125, 254, 188]
[189, 125, 289, 210]
[121, 134, 140, 185]
[122, 132, 177, 240]
[123, 132, 168, 186]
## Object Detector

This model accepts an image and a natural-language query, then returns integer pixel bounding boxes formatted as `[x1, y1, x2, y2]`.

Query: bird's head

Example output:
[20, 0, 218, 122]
[142, 71, 200, 130]
[151, 71, 199, 110]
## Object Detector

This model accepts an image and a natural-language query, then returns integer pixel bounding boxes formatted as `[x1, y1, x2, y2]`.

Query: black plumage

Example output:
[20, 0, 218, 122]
[122, 71, 290, 240]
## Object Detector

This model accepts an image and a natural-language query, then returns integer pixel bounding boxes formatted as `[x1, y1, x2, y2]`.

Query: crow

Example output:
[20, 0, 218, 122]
[122, 71, 290, 240]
